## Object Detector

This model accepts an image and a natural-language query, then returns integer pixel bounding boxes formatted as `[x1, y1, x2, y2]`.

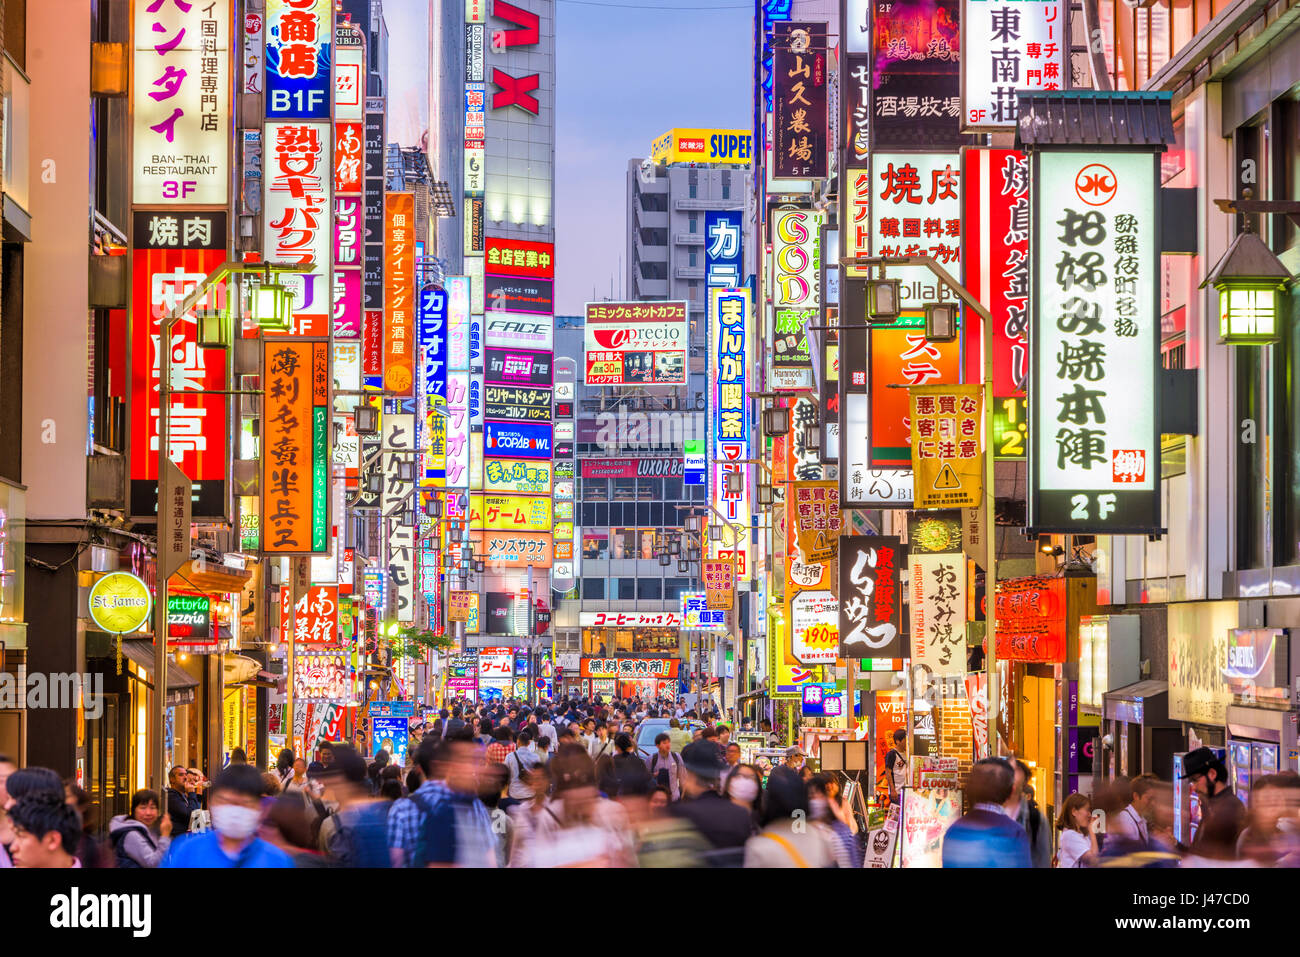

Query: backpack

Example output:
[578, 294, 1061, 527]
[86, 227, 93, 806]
[409, 789, 443, 868]
[110, 823, 156, 869]
[330, 802, 393, 868]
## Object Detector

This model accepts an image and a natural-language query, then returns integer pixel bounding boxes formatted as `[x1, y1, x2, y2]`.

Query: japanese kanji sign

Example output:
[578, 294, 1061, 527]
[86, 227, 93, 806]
[843, 53, 871, 165]
[582, 301, 688, 386]
[870, 315, 961, 469]
[961, 0, 1064, 130]
[773, 21, 828, 179]
[872, 0, 962, 150]
[263, 120, 331, 334]
[710, 287, 752, 573]
[280, 584, 339, 645]
[871, 152, 963, 310]
[385, 192, 416, 395]
[994, 575, 1066, 662]
[771, 208, 822, 390]
[579, 658, 680, 679]
[381, 413, 417, 622]
[129, 241, 227, 519]
[910, 383, 983, 509]
[467, 494, 552, 532]
[785, 487, 838, 666]
[333, 195, 363, 338]
[1030, 150, 1161, 532]
[485, 238, 554, 279]
[792, 480, 841, 564]
[962, 148, 1029, 396]
[704, 211, 744, 289]
[132, 0, 230, 206]
[839, 536, 906, 660]
[701, 560, 735, 612]
[468, 531, 553, 568]
[681, 591, 727, 630]
[910, 552, 966, 676]
[449, 589, 478, 623]
[261, 340, 329, 554]
[265, 0, 332, 120]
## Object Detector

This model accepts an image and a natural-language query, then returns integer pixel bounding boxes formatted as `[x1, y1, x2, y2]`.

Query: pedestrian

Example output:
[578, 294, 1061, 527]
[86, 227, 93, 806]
[1010, 759, 1051, 868]
[165, 765, 201, 835]
[671, 740, 754, 855]
[666, 717, 692, 752]
[109, 789, 172, 868]
[1109, 772, 1158, 845]
[809, 773, 862, 868]
[725, 764, 764, 830]
[1236, 773, 1300, 864]
[163, 765, 293, 868]
[276, 748, 295, 782]
[1181, 746, 1247, 862]
[882, 729, 908, 806]
[743, 766, 835, 868]
[508, 744, 633, 867]
[6, 792, 83, 868]
[1055, 792, 1098, 868]
[941, 758, 1031, 868]
[318, 744, 392, 867]
[782, 745, 807, 773]
[647, 733, 685, 801]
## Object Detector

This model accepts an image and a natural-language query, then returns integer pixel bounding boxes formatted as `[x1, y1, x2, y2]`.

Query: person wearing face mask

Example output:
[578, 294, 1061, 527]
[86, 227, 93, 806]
[726, 764, 764, 825]
[163, 765, 293, 868]
[809, 774, 862, 868]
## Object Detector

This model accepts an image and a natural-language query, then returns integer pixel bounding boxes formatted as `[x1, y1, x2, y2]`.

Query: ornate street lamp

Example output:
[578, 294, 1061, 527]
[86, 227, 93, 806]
[762, 405, 790, 437]
[1203, 226, 1291, 344]
[924, 302, 959, 342]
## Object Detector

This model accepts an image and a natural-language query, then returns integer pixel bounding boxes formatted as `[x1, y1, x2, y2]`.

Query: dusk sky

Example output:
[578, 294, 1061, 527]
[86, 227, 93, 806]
[386, 0, 752, 316]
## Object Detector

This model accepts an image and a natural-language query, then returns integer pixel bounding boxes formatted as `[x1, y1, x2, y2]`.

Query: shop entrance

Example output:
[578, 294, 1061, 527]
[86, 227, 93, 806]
[85, 693, 129, 825]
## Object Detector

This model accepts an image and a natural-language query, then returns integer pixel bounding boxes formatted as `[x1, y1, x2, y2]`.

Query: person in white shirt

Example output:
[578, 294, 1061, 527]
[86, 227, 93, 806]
[1055, 792, 1099, 868]
[536, 713, 558, 754]
[587, 722, 615, 763]
[1109, 773, 1157, 845]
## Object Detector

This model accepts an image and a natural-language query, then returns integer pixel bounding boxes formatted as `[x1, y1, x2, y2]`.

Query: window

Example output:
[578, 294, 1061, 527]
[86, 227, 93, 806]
[582, 534, 608, 560]
[613, 478, 636, 501]
[722, 184, 731, 199]
[618, 578, 637, 600]
[583, 477, 608, 500]
[664, 578, 692, 601]
[582, 578, 605, 599]
[689, 250, 697, 266]
[689, 216, 698, 234]
[689, 184, 698, 198]
[639, 578, 663, 599]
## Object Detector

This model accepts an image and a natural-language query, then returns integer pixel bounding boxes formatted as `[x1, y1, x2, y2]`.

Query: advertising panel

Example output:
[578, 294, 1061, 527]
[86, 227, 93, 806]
[261, 340, 330, 554]
[580, 658, 681, 679]
[962, 0, 1065, 130]
[710, 287, 752, 572]
[265, 0, 332, 120]
[129, 234, 228, 519]
[263, 120, 332, 334]
[484, 312, 554, 351]
[771, 208, 822, 390]
[872, 0, 962, 150]
[772, 22, 829, 179]
[583, 301, 688, 386]
[870, 152, 963, 309]
[381, 413, 417, 622]
[333, 195, 363, 338]
[1030, 151, 1160, 532]
[485, 347, 553, 386]
[704, 211, 744, 289]
[384, 192, 416, 396]
[910, 384, 983, 509]
[132, 0, 230, 205]
[649, 128, 753, 166]
[681, 592, 727, 631]
[869, 315, 961, 469]
[468, 531, 553, 568]
[910, 552, 967, 676]
[962, 148, 1029, 397]
[839, 536, 906, 659]
[484, 458, 552, 494]
[485, 238, 554, 279]
[484, 385, 552, 422]
[485, 275, 553, 315]
[467, 494, 552, 532]
[484, 420, 552, 459]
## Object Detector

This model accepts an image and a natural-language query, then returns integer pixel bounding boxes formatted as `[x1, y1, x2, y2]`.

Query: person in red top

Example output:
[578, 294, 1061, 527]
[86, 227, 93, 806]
[485, 726, 517, 765]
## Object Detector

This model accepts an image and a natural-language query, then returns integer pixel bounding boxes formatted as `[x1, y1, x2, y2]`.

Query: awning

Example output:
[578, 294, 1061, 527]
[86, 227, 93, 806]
[119, 640, 200, 706]
[1016, 91, 1176, 149]
[171, 559, 253, 595]
[1103, 680, 1174, 725]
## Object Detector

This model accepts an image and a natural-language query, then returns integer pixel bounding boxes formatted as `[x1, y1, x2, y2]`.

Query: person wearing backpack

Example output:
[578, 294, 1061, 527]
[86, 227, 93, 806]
[646, 733, 684, 801]
[108, 789, 171, 868]
[318, 745, 393, 867]
[387, 736, 452, 867]
[504, 729, 544, 808]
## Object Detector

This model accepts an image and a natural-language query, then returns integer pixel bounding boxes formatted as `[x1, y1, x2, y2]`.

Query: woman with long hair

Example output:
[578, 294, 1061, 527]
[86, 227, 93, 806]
[1055, 792, 1098, 868]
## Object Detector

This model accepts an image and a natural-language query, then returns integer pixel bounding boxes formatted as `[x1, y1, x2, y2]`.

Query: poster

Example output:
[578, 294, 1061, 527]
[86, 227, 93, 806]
[772, 21, 829, 179]
[910, 383, 983, 509]
[839, 536, 906, 659]
[872, 0, 962, 150]
[910, 552, 966, 676]
[900, 787, 963, 868]
[864, 803, 901, 868]
[791, 480, 841, 564]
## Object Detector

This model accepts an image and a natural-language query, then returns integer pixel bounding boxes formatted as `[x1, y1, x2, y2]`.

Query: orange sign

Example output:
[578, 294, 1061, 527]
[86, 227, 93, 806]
[384, 192, 415, 395]
[468, 531, 553, 568]
[262, 340, 327, 554]
[870, 317, 960, 469]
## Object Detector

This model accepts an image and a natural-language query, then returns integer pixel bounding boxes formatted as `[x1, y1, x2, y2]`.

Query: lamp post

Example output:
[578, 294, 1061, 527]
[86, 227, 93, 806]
[151, 260, 310, 822]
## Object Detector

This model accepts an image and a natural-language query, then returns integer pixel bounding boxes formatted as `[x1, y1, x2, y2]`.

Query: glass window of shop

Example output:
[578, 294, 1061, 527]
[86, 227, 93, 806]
[582, 533, 607, 560]
[583, 477, 608, 501]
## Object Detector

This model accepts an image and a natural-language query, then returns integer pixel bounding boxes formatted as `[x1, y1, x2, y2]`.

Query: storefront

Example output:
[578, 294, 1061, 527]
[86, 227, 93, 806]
[1101, 681, 1179, 783]
[578, 656, 681, 701]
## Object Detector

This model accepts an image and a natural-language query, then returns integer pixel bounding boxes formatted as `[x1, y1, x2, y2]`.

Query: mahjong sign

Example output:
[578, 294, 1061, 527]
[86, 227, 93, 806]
[1029, 150, 1160, 533]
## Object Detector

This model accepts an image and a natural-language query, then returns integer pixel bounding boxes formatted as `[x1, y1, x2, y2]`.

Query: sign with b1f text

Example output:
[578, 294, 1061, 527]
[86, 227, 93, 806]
[1030, 150, 1160, 533]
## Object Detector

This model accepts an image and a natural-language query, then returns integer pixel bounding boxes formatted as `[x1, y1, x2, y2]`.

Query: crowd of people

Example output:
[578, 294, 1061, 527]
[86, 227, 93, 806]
[2, 695, 1296, 868]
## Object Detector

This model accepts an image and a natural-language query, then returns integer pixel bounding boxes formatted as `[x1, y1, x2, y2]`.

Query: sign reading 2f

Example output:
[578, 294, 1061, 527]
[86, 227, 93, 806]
[490, 0, 542, 115]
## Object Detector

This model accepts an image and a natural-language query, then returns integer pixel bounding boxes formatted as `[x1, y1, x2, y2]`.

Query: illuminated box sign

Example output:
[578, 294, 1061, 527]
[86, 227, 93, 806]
[385, 192, 416, 396]
[468, 493, 552, 532]
[649, 128, 753, 166]
[870, 152, 963, 310]
[868, 314, 961, 469]
[579, 658, 681, 679]
[963, 148, 1029, 396]
[485, 347, 553, 386]
[261, 340, 330, 554]
[710, 288, 752, 572]
[263, 120, 332, 334]
[772, 22, 829, 179]
[381, 413, 418, 623]
[484, 313, 554, 351]
[334, 121, 364, 193]
[485, 275, 553, 315]
[872, 0, 962, 150]
[843, 51, 871, 166]
[334, 42, 364, 121]
[465, 23, 485, 81]
[484, 421, 552, 459]
[909, 552, 966, 676]
[484, 458, 552, 494]
[280, 584, 339, 645]
[132, 0, 230, 206]
[129, 239, 228, 519]
[579, 612, 684, 629]
[1029, 150, 1160, 533]
[838, 536, 906, 659]
[962, 0, 1065, 131]
[294, 651, 347, 700]
[469, 531, 553, 568]
[418, 286, 449, 404]
[704, 211, 743, 289]
[580, 458, 684, 480]
[333, 196, 363, 338]
[167, 594, 212, 643]
[583, 301, 688, 386]
[994, 576, 1066, 663]
[485, 238, 554, 279]
[265, 0, 332, 119]
[484, 385, 552, 422]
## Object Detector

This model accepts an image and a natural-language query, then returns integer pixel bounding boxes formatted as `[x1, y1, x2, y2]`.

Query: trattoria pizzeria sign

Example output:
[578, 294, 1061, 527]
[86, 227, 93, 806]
[1029, 149, 1160, 533]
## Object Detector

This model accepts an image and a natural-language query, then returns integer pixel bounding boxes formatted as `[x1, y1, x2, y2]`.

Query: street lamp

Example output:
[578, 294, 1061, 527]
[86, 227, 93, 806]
[925, 302, 959, 342]
[762, 405, 790, 437]
[1203, 226, 1291, 344]
[353, 404, 379, 435]
[726, 471, 744, 495]
[866, 278, 901, 323]
[757, 483, 775, 507]
[249, 280, 293, 331]
[659, 551, 671, 567]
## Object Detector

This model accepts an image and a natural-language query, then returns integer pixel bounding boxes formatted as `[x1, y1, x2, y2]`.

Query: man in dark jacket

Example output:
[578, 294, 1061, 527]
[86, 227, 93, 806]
[670, 741, 754, 855]
[1183, 746, 1247, 861]
[165, 766, 201, 835]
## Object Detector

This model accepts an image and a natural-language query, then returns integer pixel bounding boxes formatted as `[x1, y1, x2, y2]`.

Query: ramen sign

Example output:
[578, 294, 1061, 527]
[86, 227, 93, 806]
[583, 301, 688, 385]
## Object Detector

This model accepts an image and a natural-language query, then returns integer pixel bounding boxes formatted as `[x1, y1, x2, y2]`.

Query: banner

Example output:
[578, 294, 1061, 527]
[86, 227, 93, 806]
[909, 552, 966, 676]
[261, 341, 330, 554]
[791, 480, 841, 564]
[910, 384, 983, 509]
[702, 560, 734, 612]
[384, 192, 416, 395]
[839, 536, 905, 659]
[772, 21, 828, 179]
[583, 301, 688, 386]
[961, 0, 1065, 130]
